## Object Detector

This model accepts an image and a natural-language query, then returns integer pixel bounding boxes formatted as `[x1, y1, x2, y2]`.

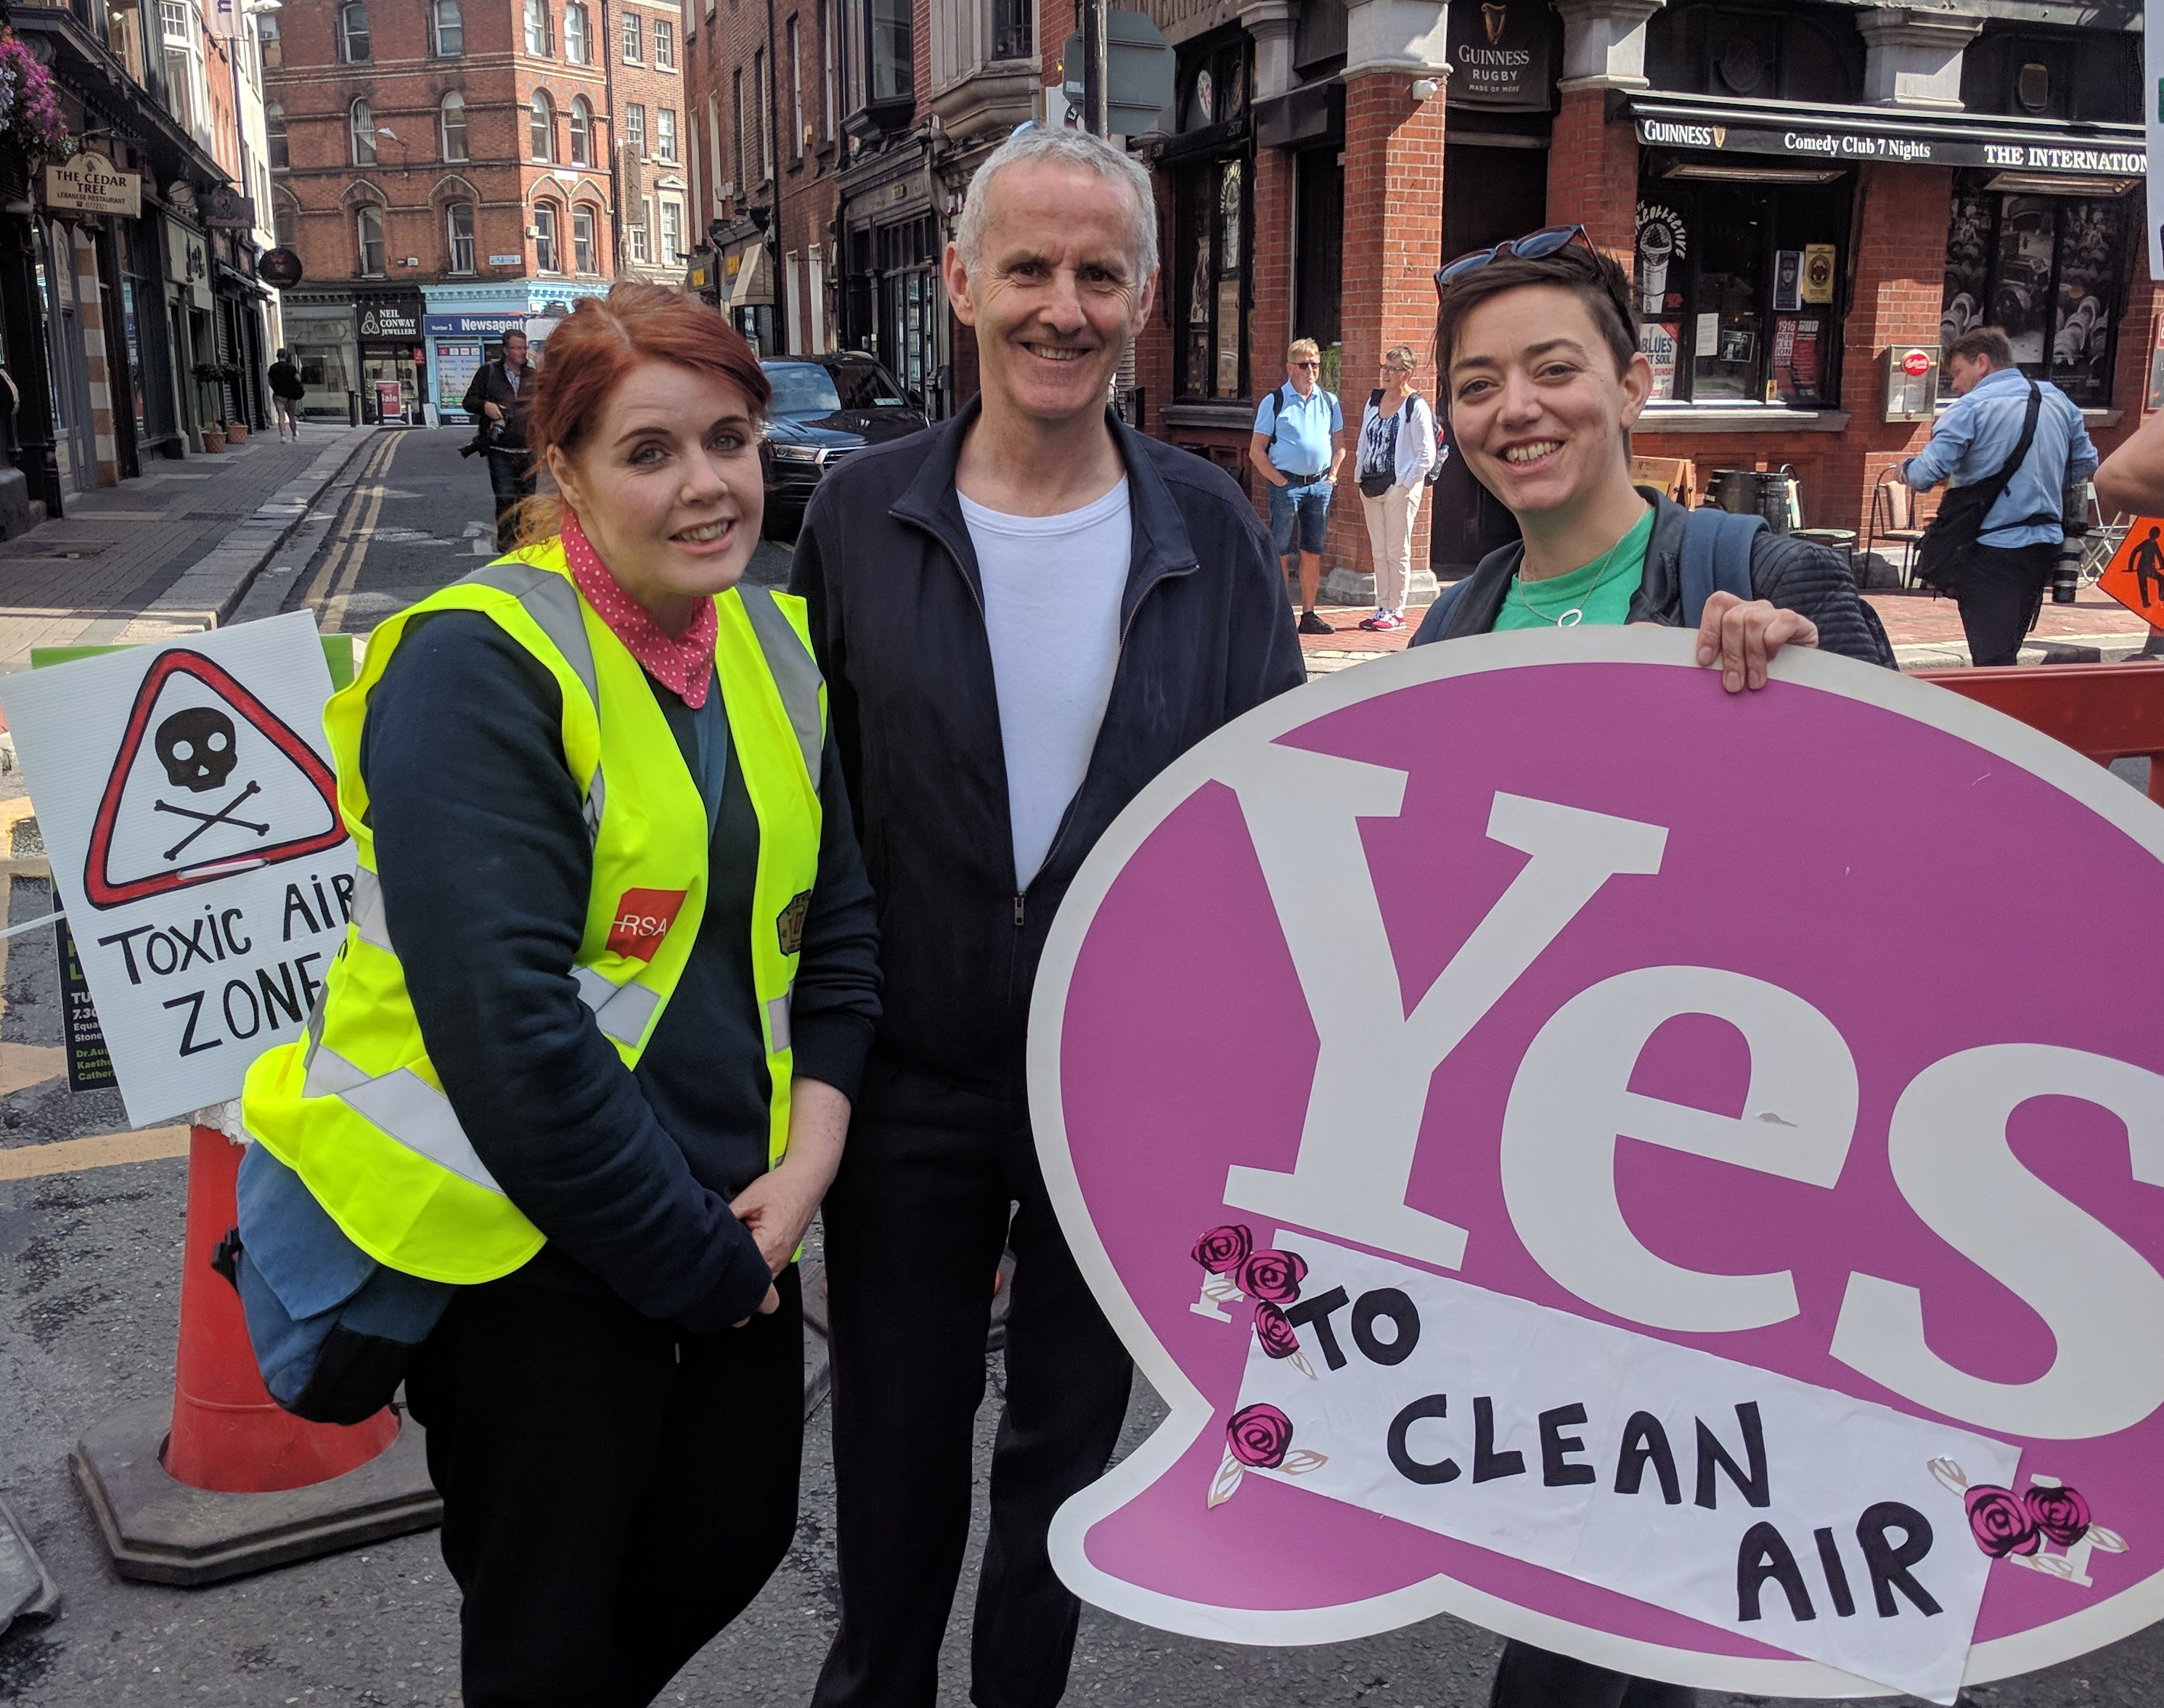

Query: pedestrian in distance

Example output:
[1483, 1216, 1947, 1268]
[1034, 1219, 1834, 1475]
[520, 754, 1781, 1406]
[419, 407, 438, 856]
[1895, 325, 2097, 667]
[790, 126, 1303, 1708]
[1355, 345, 1438, 632]
[1249, 336, 1345, 633]
[242, 284, 881, 1708]
[266, 348, 306, 443]
[1418, 226, 1895, 1708]
[462, 328, 540, 552]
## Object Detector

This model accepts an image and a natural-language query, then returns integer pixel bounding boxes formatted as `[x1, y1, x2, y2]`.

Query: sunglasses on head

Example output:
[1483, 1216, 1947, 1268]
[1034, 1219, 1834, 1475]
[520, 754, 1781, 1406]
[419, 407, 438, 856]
[1435, 224, 1596, 289]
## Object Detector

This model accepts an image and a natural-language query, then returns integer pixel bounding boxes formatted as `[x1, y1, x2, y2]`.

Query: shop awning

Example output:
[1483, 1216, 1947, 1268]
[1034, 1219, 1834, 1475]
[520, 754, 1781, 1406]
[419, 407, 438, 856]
[1624, 91, 2144, 181]
[727, 241, 772, 308]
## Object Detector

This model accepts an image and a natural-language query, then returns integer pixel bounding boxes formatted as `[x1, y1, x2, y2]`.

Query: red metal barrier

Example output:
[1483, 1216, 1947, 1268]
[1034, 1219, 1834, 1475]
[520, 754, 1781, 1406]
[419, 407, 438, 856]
[1913, 662, 2164, 805]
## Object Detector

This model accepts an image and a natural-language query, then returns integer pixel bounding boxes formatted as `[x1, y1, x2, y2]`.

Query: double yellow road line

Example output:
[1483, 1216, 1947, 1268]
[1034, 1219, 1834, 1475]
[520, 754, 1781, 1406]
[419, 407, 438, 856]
[298, 430, 404, 633]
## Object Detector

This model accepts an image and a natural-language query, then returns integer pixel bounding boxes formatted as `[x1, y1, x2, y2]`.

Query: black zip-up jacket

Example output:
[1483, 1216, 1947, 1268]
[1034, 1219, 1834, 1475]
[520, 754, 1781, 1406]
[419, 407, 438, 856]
[1412, 493, 1897, 665]
[791, 399, 1306, 1103]
[460, 358, 534, 452]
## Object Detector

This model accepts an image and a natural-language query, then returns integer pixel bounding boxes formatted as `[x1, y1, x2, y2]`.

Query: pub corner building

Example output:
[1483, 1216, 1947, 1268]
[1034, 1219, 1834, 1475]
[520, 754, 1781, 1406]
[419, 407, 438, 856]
[1123, 0, 2158, 588]
[0, 0, 284, 532]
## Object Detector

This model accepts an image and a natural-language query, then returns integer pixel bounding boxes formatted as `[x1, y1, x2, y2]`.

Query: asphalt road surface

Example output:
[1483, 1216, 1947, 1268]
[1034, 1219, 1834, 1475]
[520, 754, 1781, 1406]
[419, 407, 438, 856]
[1, 430, 2161, 1704]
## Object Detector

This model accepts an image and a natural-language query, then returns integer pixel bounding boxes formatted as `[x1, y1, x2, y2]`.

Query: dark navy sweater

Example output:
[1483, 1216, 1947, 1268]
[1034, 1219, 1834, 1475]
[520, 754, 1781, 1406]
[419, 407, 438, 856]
[360, 610, 881, 1332]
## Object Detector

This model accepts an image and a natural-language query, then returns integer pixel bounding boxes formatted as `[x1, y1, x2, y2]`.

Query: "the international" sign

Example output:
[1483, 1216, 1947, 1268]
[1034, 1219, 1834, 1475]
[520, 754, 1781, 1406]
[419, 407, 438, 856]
[44, 152, 142, 218]
[1636, 117, 2144, 177]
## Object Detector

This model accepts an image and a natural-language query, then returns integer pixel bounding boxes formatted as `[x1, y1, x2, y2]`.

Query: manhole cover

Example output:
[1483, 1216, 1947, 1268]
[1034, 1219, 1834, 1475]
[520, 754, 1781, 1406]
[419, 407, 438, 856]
[25, 542, 113, 559]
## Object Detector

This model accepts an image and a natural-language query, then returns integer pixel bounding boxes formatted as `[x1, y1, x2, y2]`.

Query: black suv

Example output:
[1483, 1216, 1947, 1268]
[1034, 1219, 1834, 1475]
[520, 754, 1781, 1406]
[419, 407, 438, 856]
[760, 353, 929, 540]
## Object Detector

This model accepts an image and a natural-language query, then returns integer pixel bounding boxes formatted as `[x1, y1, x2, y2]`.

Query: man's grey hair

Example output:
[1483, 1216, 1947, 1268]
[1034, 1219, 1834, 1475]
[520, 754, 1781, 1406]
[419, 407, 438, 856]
[953, 126, 1159, 282]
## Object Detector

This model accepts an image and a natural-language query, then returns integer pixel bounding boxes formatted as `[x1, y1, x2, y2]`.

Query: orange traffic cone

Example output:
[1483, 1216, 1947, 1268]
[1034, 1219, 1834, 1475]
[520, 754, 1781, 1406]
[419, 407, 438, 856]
[73, 1126, 441, 1584]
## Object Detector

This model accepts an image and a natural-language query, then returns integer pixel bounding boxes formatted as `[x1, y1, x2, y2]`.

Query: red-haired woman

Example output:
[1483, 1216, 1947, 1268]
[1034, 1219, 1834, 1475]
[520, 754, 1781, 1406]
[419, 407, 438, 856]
[242, 284, 879, 1705]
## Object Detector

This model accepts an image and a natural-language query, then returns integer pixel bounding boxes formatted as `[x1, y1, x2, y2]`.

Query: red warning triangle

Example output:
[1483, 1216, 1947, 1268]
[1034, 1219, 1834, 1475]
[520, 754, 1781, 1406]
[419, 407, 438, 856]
[83, 648, 346, 909]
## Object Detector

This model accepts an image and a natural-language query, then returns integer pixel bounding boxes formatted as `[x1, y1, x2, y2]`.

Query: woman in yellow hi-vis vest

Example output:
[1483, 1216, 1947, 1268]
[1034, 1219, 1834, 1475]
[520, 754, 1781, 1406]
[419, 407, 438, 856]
[243, 285, 880, 1707]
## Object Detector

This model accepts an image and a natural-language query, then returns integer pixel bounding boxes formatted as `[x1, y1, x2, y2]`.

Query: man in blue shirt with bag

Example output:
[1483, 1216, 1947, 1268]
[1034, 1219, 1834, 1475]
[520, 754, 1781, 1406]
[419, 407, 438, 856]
[1249, 337, 1344, 633]
[1897, 326, 2097, 666]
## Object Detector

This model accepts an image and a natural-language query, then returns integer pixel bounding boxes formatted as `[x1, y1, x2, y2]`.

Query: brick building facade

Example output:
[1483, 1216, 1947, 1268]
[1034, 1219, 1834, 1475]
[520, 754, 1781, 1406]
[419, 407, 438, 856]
[1128, 0, 2158, 600]
[614, 0, 693, 285]
[265, 0, 622, 425]
[679, 0, 852, 359]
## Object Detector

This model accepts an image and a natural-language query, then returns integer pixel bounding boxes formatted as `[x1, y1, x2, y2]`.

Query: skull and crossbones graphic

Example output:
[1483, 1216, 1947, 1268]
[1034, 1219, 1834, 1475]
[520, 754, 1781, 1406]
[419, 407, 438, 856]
[151, 707, 269, 863]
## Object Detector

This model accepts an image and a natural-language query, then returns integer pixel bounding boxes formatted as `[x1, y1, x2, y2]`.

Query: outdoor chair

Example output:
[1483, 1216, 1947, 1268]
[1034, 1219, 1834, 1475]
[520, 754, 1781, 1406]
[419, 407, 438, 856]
[1865, 470, 1927, 589]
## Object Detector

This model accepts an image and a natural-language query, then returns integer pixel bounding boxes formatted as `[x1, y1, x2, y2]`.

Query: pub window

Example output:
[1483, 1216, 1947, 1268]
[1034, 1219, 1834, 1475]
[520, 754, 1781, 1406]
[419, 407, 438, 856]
[446, 202, 477, 272]
[266, 102, 288, 169]
[432, 0, 463, 55]
[1959, 30, 2139, 125]
[570, 95, 595, 165]
[573, 204, 598, 271]
[350, 97, 377, 166]
[441, 92, 470, 160]
[566, 1, 592, 62]
[657, 105, 678, 161]
[258, 12, 281, 70]
[626, 102, 647, 156]
[624, 9, 642, 60]
[1633, 166, 1851, 407]
[356, 204, 386, 275]
[838, 0, 911, 131]
[340, 1, 370, 63]
[654, 17, 676, 68]
[1174, 157, 1248, 401]
[1941, 183, 2128, 408]
[274, 195, 298, 248]
[531, 90, 555, 161]
[524, 0, 552, 56]
[1644, 1, 1861, 106]
[534, 200, 560, 270]
[629, 198, 652, 262]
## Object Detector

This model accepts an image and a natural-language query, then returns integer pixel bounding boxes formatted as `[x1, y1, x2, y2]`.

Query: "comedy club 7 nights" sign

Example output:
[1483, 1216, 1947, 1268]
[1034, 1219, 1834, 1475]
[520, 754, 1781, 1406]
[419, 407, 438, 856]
[1029, 629, 2164, 1704]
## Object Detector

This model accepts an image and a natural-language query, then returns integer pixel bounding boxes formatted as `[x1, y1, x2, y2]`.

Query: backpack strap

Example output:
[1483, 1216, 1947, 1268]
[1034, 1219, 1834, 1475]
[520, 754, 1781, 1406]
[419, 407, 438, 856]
[1679, 509, 1765, 627]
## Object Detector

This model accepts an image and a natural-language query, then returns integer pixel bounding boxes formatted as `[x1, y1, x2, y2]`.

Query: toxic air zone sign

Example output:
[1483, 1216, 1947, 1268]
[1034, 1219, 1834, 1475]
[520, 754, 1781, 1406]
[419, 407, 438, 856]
[0, 613, 359, 1125]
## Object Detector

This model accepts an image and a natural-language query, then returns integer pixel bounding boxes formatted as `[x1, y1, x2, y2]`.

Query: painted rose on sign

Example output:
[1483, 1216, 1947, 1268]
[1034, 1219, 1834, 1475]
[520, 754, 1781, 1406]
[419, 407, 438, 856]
[1027, 629, 2164, 1705]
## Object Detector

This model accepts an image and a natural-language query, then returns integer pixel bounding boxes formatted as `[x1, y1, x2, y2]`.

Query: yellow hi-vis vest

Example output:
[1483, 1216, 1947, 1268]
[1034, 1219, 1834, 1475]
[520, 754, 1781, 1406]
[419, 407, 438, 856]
[241, 541, 826, 1286]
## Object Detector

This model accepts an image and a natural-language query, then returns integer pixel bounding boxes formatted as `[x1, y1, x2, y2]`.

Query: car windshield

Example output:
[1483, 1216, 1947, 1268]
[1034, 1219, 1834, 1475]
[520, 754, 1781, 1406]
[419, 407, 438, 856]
[764, 360, 907, 415]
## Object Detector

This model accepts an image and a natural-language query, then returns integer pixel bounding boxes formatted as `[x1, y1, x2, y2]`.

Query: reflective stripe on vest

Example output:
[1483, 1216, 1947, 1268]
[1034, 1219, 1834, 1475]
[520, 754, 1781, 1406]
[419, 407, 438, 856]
[242, 542, 825, 1285]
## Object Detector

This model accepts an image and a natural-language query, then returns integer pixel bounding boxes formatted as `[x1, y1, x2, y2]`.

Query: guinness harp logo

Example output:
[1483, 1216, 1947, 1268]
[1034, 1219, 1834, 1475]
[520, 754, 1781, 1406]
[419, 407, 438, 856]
[1482, 2, 1508, 44]
[1712, 125, 1728, 147]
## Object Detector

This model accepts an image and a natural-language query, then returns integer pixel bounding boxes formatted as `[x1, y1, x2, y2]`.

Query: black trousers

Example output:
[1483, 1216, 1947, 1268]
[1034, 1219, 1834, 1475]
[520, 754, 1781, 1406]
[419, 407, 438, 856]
[812, 1061, 1133, 1708]
[404, 1270, 804, 1708]
[486, 447, 537, 549]
[1954, 540, 2054, 668]
[1490, 1641, 1697, 1708]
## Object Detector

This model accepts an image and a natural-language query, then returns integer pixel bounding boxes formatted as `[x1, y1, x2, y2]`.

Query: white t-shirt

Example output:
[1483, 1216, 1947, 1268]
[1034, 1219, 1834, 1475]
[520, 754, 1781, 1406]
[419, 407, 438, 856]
[960, 481, 1131, 888]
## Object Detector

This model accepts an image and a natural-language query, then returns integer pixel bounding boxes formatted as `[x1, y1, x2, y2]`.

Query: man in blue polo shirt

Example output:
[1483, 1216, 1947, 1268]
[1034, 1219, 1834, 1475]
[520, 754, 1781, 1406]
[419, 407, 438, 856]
[1249, 338, 1344, 634]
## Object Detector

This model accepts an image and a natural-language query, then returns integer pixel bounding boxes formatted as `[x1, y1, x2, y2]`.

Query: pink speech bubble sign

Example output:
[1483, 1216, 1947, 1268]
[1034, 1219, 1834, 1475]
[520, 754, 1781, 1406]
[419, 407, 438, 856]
[1029, 629, 2164, 1697]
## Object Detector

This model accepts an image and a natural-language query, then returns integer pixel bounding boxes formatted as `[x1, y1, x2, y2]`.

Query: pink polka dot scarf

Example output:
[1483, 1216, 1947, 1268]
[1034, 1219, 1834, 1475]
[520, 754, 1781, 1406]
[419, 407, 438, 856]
[560, 511, 719, 708]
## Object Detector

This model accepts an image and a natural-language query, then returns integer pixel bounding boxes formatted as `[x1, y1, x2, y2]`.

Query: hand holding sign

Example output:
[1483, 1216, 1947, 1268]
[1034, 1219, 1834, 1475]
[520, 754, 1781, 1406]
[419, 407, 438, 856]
[1029, 629, 2164, 1704]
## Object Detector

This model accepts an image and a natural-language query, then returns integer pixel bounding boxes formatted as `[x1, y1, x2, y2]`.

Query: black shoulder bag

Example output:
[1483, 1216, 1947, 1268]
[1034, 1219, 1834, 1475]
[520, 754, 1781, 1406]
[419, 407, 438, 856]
[1913, 379, 2041, 595]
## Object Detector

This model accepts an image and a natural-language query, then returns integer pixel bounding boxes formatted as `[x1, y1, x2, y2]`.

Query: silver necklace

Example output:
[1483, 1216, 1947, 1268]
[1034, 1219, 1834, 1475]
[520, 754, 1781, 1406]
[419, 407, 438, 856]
[1510, 526, 1636, 627]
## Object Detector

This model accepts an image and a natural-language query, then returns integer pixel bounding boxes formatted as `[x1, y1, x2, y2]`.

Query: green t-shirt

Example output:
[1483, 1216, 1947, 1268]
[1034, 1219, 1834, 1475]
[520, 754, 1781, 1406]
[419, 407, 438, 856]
[1493, 507, 1656, 632]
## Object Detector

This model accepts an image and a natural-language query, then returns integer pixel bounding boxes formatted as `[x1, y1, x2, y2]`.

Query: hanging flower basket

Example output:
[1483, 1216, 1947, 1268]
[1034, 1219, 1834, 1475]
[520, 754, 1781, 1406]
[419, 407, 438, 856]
[0, 33, 77, 163]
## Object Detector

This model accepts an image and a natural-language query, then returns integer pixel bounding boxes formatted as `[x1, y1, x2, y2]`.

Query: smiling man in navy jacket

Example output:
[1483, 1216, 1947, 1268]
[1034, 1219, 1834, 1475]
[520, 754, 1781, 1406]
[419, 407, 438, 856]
[792, 127, 1303, 1708]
